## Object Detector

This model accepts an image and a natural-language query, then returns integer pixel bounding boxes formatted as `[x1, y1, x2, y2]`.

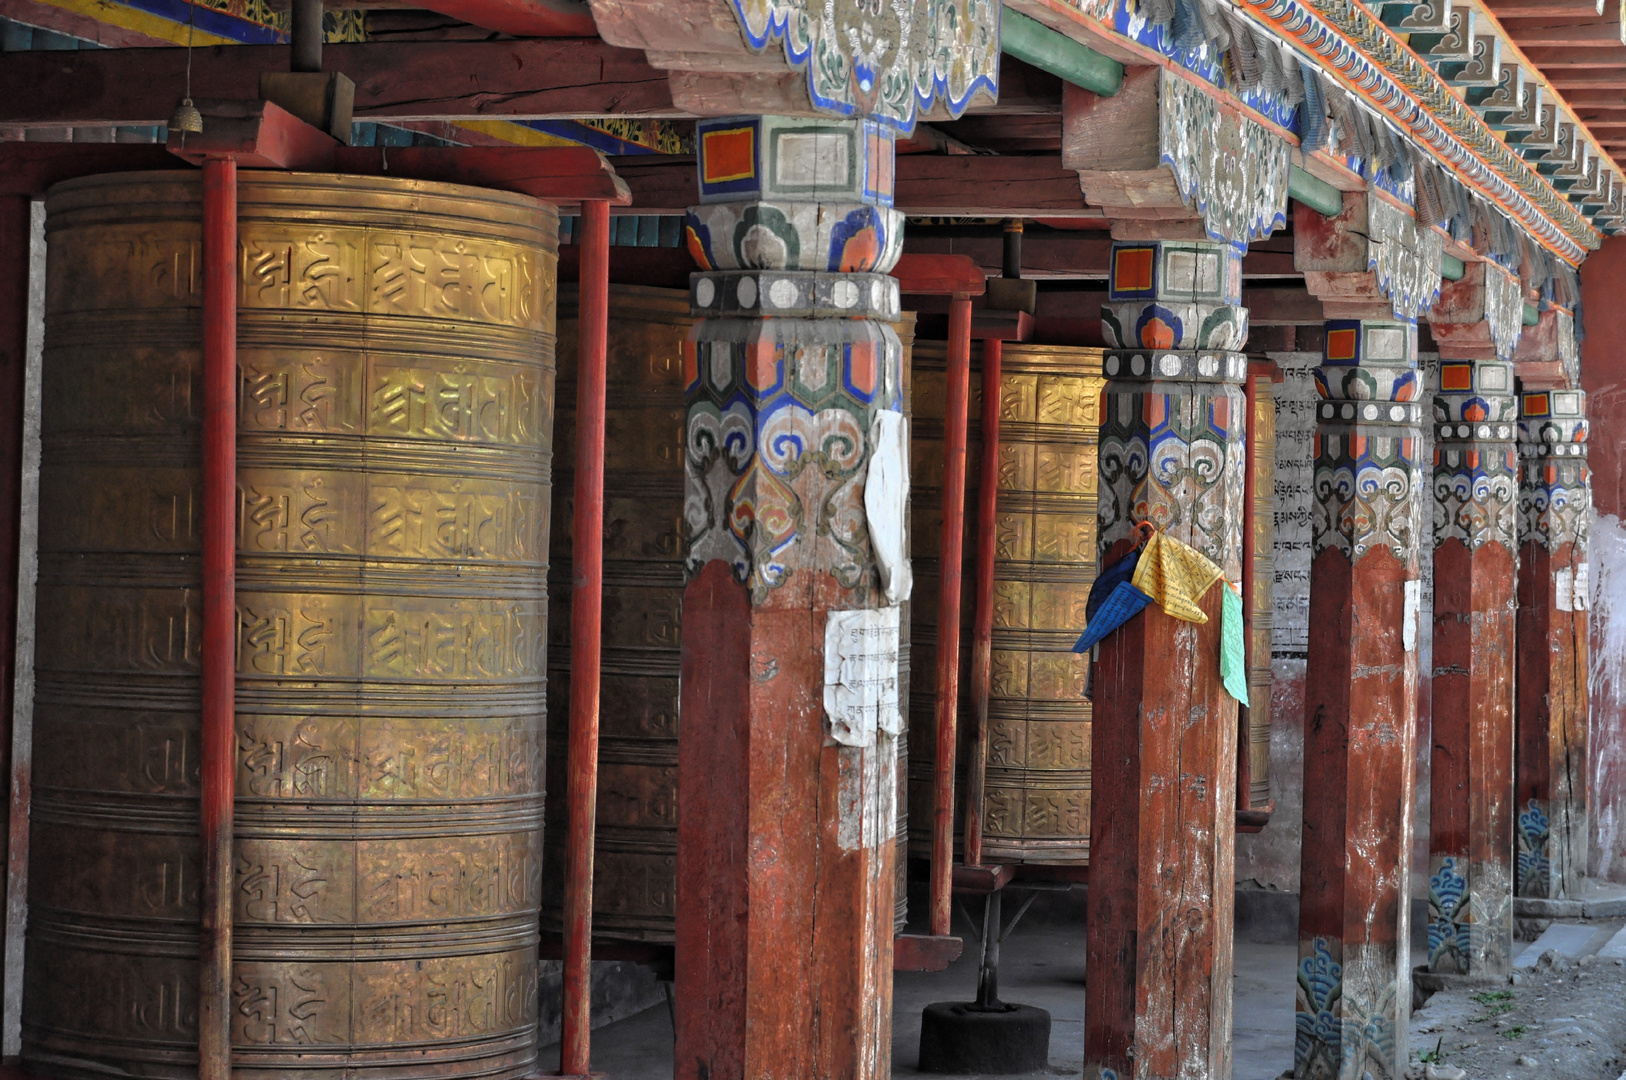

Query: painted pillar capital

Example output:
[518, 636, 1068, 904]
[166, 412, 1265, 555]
[683, 115, 910, 605]
[1431, 358, 1519, 554]
[1311, 319, 1426, 564]
[1518, 387, 1590, 553]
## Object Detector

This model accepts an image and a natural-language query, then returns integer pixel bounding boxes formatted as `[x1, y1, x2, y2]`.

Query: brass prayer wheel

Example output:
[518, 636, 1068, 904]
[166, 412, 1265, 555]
[543, 284, 690, 942]
[542, 290, 917, 939]
[908, 342, 1105, 865]
[27, 171, 557, 1080]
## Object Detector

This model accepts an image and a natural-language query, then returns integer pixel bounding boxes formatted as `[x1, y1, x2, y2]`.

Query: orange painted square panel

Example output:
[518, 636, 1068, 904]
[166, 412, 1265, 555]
[1439, 362, 1474, 392]
[1111, 247, 1155, 293]
[702, 127, 757, 184]
[1325, 327, 1359, 363]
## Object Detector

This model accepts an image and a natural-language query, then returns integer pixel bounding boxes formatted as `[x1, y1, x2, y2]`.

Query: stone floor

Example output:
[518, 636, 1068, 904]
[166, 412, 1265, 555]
[537, 882, 1626, 1079]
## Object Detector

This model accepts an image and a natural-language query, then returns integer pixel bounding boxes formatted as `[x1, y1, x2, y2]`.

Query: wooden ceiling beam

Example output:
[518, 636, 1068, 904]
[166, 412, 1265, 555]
[0, 39, 681, 126]
[1546, 70, 1626, 87]
[1516, 47, 1626, 67]
[1495, 21, 1624, 45]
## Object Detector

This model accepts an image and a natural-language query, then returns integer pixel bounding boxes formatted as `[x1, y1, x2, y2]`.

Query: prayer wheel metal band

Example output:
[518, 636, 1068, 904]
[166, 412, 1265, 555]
[27, 170, 557, 1080]
[909, 341, 1105, 865]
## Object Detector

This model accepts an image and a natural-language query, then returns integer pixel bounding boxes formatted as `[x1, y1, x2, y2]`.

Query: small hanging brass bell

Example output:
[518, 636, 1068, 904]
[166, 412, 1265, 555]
[168, 97, 203, 135]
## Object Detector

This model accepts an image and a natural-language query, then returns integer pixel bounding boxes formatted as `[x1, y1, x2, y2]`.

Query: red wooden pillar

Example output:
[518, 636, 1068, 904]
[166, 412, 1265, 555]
[1293, 318, 1424, 1079]
[674, 116, 905, 1079]
[1515, 387, 1590, 899]
[198, 154, 238, 1080]
[1085, 239, 1247, 1080]
[931, 293, 972, 926]
[1424, 272, 1521, 977]
[561, 198, 610, 1078]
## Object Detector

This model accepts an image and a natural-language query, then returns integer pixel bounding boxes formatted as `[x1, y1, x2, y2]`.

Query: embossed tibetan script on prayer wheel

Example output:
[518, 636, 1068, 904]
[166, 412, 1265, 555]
[26, 170, 557, 1080]
[544, 284, 690, 942]
[909, 341, 1105, 865]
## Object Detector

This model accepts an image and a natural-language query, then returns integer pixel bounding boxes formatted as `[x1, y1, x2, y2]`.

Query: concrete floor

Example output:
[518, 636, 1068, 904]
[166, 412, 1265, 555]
[540, 901, 1302, 1079]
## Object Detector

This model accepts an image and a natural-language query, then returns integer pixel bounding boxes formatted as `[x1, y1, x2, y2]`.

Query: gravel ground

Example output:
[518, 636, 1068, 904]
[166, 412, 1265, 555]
[1408, 950, 1626, 1080]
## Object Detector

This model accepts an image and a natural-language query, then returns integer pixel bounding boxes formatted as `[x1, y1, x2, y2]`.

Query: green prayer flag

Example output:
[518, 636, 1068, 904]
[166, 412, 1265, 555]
[1221, 582, 1249, 706]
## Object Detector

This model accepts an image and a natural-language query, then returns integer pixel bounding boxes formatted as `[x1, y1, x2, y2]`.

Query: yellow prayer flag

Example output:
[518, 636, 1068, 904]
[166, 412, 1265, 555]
[1130, 530, 1224, 624]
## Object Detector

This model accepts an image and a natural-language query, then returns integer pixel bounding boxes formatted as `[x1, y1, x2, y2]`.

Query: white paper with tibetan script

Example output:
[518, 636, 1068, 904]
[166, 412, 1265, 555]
[823, 607, 901, 746]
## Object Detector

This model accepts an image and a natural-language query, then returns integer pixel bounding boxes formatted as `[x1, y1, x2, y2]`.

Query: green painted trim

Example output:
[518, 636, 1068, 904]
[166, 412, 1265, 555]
[1001, 9, 1123, 97]
[1442, 254, 1465, 281]
[1287, 166, 1343, 218]
[1524, 303, 1539, 327]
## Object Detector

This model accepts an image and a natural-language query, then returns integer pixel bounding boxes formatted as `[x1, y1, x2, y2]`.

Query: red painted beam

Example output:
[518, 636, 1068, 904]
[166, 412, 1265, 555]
[0, 144, 175, 197]
[560, 198, 609, 1079]
[167, 98, 339, 169]
[197, 154, 237, 1080]
[892, 254, 987, 297]
[332, 145, 632, 204]
[930, 295, 974, 938]
[893, 934, 966, 972]
[963, 338, 1001, 869]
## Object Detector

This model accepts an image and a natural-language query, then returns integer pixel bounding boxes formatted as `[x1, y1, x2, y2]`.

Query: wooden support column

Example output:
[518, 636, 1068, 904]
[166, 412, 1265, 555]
[1423, 264, 1520, 978]
[1085, 238, 1248, 1080]
[1515, 387, 1590, 899]
[675, 115, 907, 1080]
[1296, 317, 1425, 1077]
[1293, 193, 1433, 1078]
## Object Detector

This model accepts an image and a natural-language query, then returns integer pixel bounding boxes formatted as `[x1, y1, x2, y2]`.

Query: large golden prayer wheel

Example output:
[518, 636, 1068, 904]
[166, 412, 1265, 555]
[541, 290, 917, 939]
[543, 284, 690, 942]
[908, 342, 1105, 865]
[27, 171, 557, 1080]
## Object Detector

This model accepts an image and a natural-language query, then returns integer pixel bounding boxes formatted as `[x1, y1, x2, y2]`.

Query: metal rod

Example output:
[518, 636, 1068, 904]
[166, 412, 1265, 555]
[0, 197, 26, 1056]
[198, 155, 237, 1080]
[975, 889, 1002, 1008]
[931, 294, 973, 937]
[561, 198, 610, 1078]
[291, 0, 323, 72]
[964, 338, 1001, 868]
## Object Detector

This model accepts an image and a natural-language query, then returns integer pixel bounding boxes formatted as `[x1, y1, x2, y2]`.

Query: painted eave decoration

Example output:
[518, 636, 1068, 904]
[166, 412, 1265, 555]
[726, 0, 1002, 132]
[1029, 0, 1618, 262]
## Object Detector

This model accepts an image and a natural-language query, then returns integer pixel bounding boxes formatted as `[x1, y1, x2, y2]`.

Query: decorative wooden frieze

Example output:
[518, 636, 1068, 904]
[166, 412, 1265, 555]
[1158, 69, 1291, 244]
[1367, 195, 1442, 322]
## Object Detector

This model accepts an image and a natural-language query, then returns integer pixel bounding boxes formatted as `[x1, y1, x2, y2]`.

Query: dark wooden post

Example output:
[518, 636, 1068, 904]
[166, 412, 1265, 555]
[1085, 239, 1248, 1080]
[1423, 263, 1521, 978]
[674, 115, 906, 1079]
[1515, 387, 1590, 899]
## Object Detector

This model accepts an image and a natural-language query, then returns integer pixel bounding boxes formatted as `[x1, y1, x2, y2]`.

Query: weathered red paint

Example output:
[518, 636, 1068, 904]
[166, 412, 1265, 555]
[675, 561, 896, 1079]
[964, 338, 1002, 868]
[1429, 538, 1515, 973]
[931, 295, 973, 936]
[1581, 237, 1626, 882]
[197, 155, 237, 1080]
[1516, 539, 1590, 896]
[1087, 562, 1236, 1079]
[561, 199, 609, 1078]
[1298, 545, 1417, 1066]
